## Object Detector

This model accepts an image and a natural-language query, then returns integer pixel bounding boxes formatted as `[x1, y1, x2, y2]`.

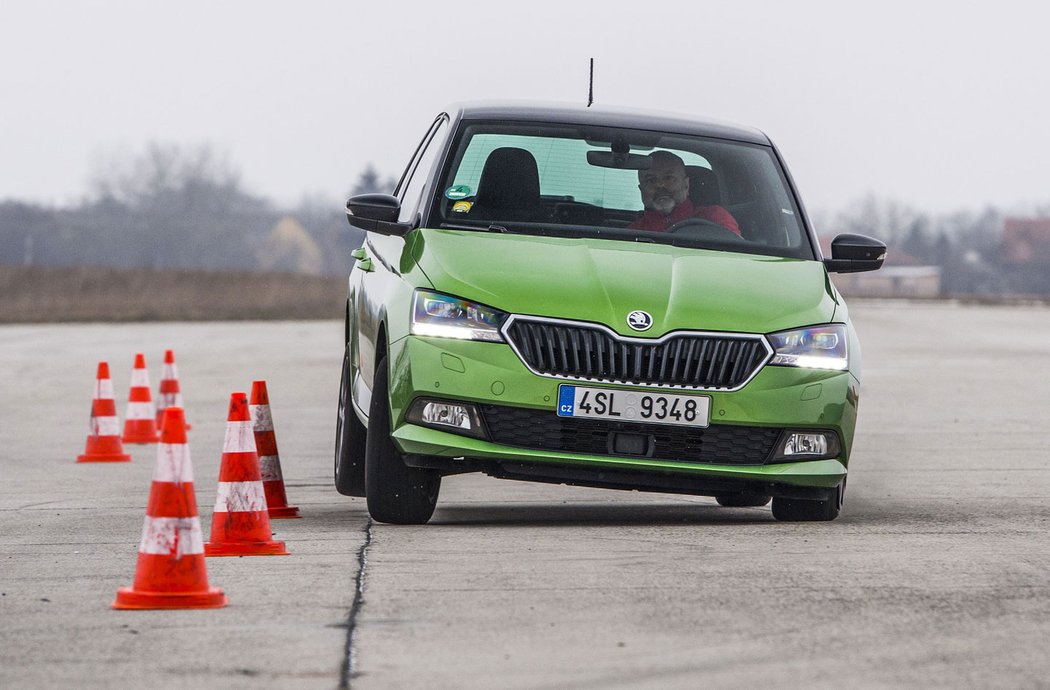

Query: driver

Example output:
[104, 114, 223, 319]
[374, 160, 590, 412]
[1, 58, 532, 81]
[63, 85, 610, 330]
[628, 151, 741, 235]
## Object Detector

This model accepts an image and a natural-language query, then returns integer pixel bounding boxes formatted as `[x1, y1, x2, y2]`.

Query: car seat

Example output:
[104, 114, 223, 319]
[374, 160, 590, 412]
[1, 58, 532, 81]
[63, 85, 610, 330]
[685, 165, 723, 206]
[468, 147, 543, 222]
[686, 164, 750, 237]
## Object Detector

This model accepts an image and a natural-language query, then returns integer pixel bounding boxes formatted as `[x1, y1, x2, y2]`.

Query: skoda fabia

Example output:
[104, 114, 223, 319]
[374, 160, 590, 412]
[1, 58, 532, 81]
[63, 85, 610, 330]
[335, 102, 885, 524]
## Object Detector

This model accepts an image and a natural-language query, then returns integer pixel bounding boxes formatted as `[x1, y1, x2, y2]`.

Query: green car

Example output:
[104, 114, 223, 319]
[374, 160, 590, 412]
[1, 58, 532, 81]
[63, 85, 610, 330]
[335, 102, 885, 524]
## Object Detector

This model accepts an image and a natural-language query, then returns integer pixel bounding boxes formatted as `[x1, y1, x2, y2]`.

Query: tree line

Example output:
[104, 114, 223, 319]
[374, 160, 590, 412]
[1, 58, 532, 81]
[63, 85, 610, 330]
[813, 195, 1050, 295]
[0, 144, 394, 277]
[2, 144, 1047, 294]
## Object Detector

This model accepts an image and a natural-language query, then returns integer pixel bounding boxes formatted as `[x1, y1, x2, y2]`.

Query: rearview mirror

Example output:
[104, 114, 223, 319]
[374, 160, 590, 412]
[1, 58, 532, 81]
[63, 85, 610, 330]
[823, 234, 886, 273]
[345, 194, 413, 235]
[586, 151, 652, 170]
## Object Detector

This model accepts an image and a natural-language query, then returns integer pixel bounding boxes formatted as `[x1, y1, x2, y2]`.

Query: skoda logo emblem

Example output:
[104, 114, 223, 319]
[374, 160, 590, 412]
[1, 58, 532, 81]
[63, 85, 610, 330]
[627, 310, 653, 332]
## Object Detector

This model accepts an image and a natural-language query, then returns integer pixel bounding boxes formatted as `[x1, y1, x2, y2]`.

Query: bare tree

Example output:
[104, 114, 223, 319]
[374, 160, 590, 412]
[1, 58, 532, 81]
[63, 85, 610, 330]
[89, 142, 242, 207]
[350, 164, 397, 196]
[832, 194, 927, 245]
[84, 142, 274, 269]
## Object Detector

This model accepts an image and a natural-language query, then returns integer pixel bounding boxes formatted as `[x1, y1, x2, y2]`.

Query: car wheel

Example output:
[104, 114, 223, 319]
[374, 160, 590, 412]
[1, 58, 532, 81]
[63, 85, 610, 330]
[335, 345, 367, 497]
[715, 493, 771, 508]
[364, 356, 441, 524]
[771, 480, 845, 522]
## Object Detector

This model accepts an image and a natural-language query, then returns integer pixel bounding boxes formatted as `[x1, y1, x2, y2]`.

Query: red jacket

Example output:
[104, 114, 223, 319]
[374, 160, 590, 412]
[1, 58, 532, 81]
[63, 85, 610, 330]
[628, 200, 741, 235]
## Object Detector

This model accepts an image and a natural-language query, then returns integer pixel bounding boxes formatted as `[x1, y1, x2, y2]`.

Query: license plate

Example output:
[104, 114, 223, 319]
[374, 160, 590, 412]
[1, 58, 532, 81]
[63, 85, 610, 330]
[556, 385, 710, 428]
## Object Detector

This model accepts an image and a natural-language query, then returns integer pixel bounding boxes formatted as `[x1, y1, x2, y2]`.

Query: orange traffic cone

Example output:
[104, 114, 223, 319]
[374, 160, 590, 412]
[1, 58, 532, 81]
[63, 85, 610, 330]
[122, 353, 160, 444]
[77, 362, 131, 463]
[113, 407, 227, 609]
[249, 380, 301, 519]
[156, 349, 191, 431]
[204, 392, 289, 556]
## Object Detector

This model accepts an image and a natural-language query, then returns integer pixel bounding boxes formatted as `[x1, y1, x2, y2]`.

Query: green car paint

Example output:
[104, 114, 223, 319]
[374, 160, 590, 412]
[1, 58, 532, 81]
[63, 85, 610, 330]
[410, 229, 839, 336]
[386, 336, 854, 489]
[351, 229, 856, 484]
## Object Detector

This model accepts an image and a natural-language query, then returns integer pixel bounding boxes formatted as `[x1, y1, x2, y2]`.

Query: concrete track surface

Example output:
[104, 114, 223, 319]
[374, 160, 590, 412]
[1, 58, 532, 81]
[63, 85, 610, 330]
[2, 301, 1048, 689]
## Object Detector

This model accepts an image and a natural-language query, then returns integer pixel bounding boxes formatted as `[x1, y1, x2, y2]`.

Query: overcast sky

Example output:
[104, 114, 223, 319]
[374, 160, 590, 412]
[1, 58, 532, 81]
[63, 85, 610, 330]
[2, 1, 1047, 216]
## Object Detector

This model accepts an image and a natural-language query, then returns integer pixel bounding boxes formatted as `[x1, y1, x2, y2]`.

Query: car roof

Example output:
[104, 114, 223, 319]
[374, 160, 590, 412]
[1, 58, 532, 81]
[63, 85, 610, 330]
[447, 101, 771, 146]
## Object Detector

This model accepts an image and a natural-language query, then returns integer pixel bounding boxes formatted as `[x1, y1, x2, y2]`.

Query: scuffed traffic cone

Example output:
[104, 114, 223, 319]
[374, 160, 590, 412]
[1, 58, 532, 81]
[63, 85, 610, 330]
[249, 380, 301, 519]
[204, 392, 288, 556]
[156, 349, 191, 431]
[113, 407, 227, 609]
[122, 353, 160, 444]
[77, 362, 131, 463]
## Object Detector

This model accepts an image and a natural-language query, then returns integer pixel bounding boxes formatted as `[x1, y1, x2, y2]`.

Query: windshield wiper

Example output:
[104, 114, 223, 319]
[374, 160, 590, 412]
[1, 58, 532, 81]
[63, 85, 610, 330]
[439, 222, 511, 233]
[438, 221, 602, 240]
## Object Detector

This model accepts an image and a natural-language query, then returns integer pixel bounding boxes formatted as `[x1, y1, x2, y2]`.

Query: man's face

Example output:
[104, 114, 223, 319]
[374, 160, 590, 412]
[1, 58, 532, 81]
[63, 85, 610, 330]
[639, 157, 689, 215]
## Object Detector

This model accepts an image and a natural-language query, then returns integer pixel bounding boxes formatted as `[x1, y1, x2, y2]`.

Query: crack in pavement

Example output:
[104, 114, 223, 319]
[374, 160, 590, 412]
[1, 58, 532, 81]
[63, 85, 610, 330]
[339, 517, 373, 690]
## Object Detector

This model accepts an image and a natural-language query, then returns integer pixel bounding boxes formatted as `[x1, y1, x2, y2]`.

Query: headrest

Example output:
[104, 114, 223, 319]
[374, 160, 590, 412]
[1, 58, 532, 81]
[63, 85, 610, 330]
[475, 147, 541, 210]
[685, 165, 721, 206]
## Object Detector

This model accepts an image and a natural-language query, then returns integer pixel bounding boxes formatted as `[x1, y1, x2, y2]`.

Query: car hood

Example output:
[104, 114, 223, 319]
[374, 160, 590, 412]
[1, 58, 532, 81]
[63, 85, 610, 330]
[410, 228, 837, 336]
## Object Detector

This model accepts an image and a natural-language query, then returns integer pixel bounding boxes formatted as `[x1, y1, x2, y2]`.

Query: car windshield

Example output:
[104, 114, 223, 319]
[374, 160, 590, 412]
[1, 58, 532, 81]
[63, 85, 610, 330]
[431, 121, 815, 259]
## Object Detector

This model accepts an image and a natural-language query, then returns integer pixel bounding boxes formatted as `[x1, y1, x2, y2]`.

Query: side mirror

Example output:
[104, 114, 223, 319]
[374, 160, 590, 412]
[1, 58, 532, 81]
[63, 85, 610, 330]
[345, 194, 413, 235]
[823, 233, 886, 273]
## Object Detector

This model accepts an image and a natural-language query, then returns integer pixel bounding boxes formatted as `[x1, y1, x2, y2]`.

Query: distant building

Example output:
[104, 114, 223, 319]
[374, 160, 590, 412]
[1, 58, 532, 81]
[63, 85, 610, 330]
[1001, 218, 1050, 295]
[819, 236, 942, 298]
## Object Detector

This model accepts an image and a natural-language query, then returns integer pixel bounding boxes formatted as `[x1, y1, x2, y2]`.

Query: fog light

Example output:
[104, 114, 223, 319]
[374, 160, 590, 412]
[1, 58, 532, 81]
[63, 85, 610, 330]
[406, 399, 486, 439]
[423, 402, 472, 429]
[785, 433, 827, 455]
[777, 431, 840, 459]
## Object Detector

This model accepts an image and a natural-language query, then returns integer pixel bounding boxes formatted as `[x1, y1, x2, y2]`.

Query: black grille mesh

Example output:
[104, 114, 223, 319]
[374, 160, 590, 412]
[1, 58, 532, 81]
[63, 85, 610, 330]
[480, 404, 782, 465]
[505, 319, 768, 389]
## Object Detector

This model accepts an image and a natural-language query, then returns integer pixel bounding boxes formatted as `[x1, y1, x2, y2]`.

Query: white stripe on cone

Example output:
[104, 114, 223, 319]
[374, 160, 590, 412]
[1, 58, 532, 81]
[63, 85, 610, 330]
[162, 363, 179, 379]
[249, 405, 274, 431]
[92, 416, 120, 436]
[213, 481, 267, 512]
[258, 455, 283, 482]
[158, 392, 184, 409]
[95, 380, 115, 400]
[138, 516, 205, 556]
[222, 421, 256, 453]
[153, 444, 195, 483]
[126, 401, 155, 419]
[130, 370, 151, 387]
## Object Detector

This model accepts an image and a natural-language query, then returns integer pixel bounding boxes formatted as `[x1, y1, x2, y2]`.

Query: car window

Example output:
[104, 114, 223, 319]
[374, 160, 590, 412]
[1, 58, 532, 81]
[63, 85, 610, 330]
[448, 134, 711, 211]
[396, 115, 449, 224]
[431, 121, 814, 260]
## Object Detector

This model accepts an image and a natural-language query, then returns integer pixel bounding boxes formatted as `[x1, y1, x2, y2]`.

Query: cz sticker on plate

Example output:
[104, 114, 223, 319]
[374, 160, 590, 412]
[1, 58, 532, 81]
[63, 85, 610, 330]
[556, 384, 710, 428]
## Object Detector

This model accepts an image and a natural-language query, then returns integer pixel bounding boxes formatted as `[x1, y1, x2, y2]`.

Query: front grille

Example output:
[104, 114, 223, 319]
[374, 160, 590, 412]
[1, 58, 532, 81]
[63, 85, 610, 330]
[504, 317, 770, 390]
[480, 404, 782, 465]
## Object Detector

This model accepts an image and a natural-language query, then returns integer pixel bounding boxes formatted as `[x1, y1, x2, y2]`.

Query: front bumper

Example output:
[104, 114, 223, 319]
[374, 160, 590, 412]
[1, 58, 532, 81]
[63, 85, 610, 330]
[384, 335, 857, 493]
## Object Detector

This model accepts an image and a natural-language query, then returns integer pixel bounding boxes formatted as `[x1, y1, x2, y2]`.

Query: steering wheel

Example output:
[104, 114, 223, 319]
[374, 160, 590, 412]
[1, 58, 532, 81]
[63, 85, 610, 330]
[667, 217, 745, 242]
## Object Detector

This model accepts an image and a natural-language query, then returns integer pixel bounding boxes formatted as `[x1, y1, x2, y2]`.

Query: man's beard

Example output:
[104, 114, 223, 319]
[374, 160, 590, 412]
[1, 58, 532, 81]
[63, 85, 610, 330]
[650, 195, 678, 214]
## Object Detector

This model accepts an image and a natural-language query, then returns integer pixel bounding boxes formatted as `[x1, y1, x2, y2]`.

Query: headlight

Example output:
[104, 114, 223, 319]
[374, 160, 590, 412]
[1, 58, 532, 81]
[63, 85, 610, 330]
[767, 324, 847, 370]
[410, 290, 508, 342]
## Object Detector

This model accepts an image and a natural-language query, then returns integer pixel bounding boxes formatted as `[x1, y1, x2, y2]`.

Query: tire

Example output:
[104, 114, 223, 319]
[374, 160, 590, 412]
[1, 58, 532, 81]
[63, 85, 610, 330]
[771, 480, 845, 522]
[364, 356, 441, 524]
[335, 345, 367, 497]
[715, 493, 771, 508]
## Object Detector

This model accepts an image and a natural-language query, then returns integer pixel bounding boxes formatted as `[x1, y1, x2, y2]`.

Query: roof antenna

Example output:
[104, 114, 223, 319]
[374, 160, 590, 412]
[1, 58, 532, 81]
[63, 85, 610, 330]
[587, 58, 594, 107]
